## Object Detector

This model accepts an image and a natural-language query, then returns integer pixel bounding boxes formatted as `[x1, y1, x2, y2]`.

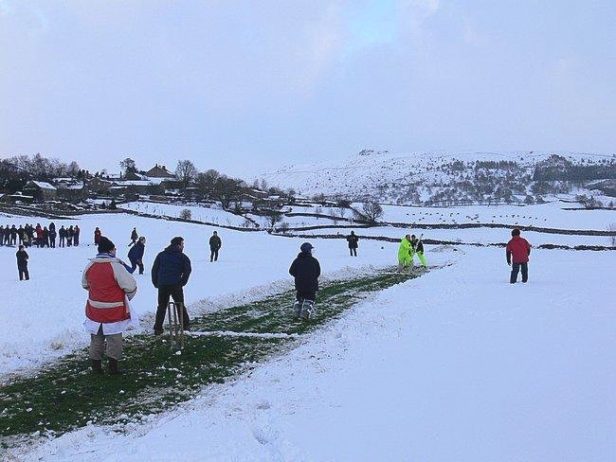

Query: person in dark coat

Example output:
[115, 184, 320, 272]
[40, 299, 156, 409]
[151, 236, 192, 334]
[10, 225, 18, 246]
[67, 225, 74, 247]
[289, 242, 321, 302]
[128, 228, 138, 247]
[506, 228, 532, 283]
[127, 236, 146, 275]
[16, 245, 29, 280]
[48, 226, 57, 248]
[42, 227, 49, 247]
[346, 231, 359, 256]
[94, 227, 102, 245]
[74, 225, 80, 246]
[410, 234, 427, 267]
[209, 231, 222, 262]
[58, 226, 67, 247]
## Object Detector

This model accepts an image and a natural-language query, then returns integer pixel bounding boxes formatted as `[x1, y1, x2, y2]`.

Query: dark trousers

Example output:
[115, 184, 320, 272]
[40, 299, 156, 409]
[210, 248, 219, 262]
[154, 285, 190, 333]
[129, 259, 144, 275]
[18, 266, 29, 280]
[296, 290, 316, 302]
[510, 262, 528, 283]
[349, 248, 357, 256]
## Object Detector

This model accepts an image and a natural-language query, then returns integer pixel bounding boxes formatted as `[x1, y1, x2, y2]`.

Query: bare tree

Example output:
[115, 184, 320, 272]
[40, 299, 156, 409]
[120, 158, 137, 177]
[176, 160, 198, 190]
[180, 209, 192, 220]
[67, 161, 81, 177]
[196, 169, 220, 196]
[212, 175, 242, 209]
[361, 201, 383, 224]
[266, 209, 283, 229]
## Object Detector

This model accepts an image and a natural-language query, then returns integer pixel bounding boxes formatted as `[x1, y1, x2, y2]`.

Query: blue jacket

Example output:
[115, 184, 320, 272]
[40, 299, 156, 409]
[128, 241, 145, 263]
[151, 245, 192, 288]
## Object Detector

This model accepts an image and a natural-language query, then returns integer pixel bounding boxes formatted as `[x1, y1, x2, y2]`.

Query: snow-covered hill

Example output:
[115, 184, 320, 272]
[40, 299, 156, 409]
[259, 150, 616, 206]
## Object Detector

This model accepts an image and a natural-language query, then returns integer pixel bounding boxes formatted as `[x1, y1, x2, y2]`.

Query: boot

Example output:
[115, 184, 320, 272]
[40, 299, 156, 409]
[108, 357, 122, 375]
[91, 359, 103, 374]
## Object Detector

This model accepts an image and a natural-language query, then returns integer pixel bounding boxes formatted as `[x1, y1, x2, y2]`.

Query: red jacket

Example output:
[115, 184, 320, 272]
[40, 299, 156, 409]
[506, 236, 531, 264]
[82, 256, 137, 332]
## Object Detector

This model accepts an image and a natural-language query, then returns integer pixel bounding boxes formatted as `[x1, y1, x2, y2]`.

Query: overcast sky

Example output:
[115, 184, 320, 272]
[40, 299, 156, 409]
[1, 0, 615, 178]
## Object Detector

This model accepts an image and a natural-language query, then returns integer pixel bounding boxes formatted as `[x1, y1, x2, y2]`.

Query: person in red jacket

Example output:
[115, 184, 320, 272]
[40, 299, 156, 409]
[82, 237, 137, 374]
[506, 228, 531, 283]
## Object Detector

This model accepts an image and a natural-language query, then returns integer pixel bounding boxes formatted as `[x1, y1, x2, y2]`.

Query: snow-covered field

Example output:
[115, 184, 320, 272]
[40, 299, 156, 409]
[297, 225, 613, 247]
[2, 207, 615, 461]
[0, 213, 400, 377]
[120, 201, 253, 227]
[378, 201, 616, 231]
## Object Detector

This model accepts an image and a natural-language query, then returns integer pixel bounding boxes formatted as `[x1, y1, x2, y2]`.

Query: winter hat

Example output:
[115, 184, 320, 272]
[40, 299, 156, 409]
[511, 228, 521, 237]
[300, 242, 314, 253]
[97, 237, 115, 253]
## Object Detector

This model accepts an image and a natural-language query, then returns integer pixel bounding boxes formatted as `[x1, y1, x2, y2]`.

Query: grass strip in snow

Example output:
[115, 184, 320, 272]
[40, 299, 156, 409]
[0, 268, 425, 446]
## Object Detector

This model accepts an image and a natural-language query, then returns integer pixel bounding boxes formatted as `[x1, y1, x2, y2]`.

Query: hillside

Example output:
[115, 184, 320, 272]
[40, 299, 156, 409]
[260, 151, 616, 206]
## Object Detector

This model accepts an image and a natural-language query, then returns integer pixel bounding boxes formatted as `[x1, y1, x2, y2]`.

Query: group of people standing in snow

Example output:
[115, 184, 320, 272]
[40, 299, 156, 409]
[82, 233, 193, 374]
[44, 220, 528, 375]
[2, 222, 81, 249]
[397, 234, 427, 272]
[10, 222, 82, 282]
[81, 227, 226, 374]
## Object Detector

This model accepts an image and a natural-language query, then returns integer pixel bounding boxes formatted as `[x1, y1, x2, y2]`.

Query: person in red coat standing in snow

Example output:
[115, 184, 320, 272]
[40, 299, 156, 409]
[506, 228, 532, 283]
[82, 237, 137, 374]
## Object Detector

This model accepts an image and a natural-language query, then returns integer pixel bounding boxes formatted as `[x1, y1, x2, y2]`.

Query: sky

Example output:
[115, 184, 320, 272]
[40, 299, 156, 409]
[1, 0, 615, 179]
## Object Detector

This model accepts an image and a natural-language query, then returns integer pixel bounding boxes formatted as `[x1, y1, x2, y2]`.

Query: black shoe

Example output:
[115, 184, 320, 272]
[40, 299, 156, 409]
[91, 359, 103, 374]
[108, 358, 122, 375]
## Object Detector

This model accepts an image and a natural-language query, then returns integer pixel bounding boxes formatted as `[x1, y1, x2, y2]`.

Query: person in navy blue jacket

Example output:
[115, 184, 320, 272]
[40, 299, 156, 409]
[127, 236, 146, 274]
[151, 236, 192, 334]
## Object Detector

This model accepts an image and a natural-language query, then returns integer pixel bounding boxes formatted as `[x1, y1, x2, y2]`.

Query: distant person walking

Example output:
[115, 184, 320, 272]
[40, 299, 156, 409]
[289, 242, 321, 319]
[127, 236, 146, 275]
[209, 231, 222, 262]
[94, 227, 102, 246]
[82, 237, 137, 375]
[74, 225, 80, 246]
[410, 234, 427, 268]
[128, 228, 138, 247]
[397, 235, 413, 272]
[506, 228, 531, 283]
[346, 231, 359, 256]
[16, 245, 29, 281]
[151, 237, 192, 335]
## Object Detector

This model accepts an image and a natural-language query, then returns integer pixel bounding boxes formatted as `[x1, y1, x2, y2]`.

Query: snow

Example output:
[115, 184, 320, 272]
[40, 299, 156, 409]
[30, 181, 57, 190]
[119, 201, 254, 227]
[0, 213, 398, 377]
[378, 202, 616, 231]
[2, 207, 615, 461]
[259, 150, 614, 198]
[297, 225, 613, 247]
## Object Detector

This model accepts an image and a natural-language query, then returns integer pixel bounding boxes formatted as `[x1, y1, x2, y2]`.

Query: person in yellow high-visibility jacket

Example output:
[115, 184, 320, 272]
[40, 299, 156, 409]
[397, 235, 413, 272]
